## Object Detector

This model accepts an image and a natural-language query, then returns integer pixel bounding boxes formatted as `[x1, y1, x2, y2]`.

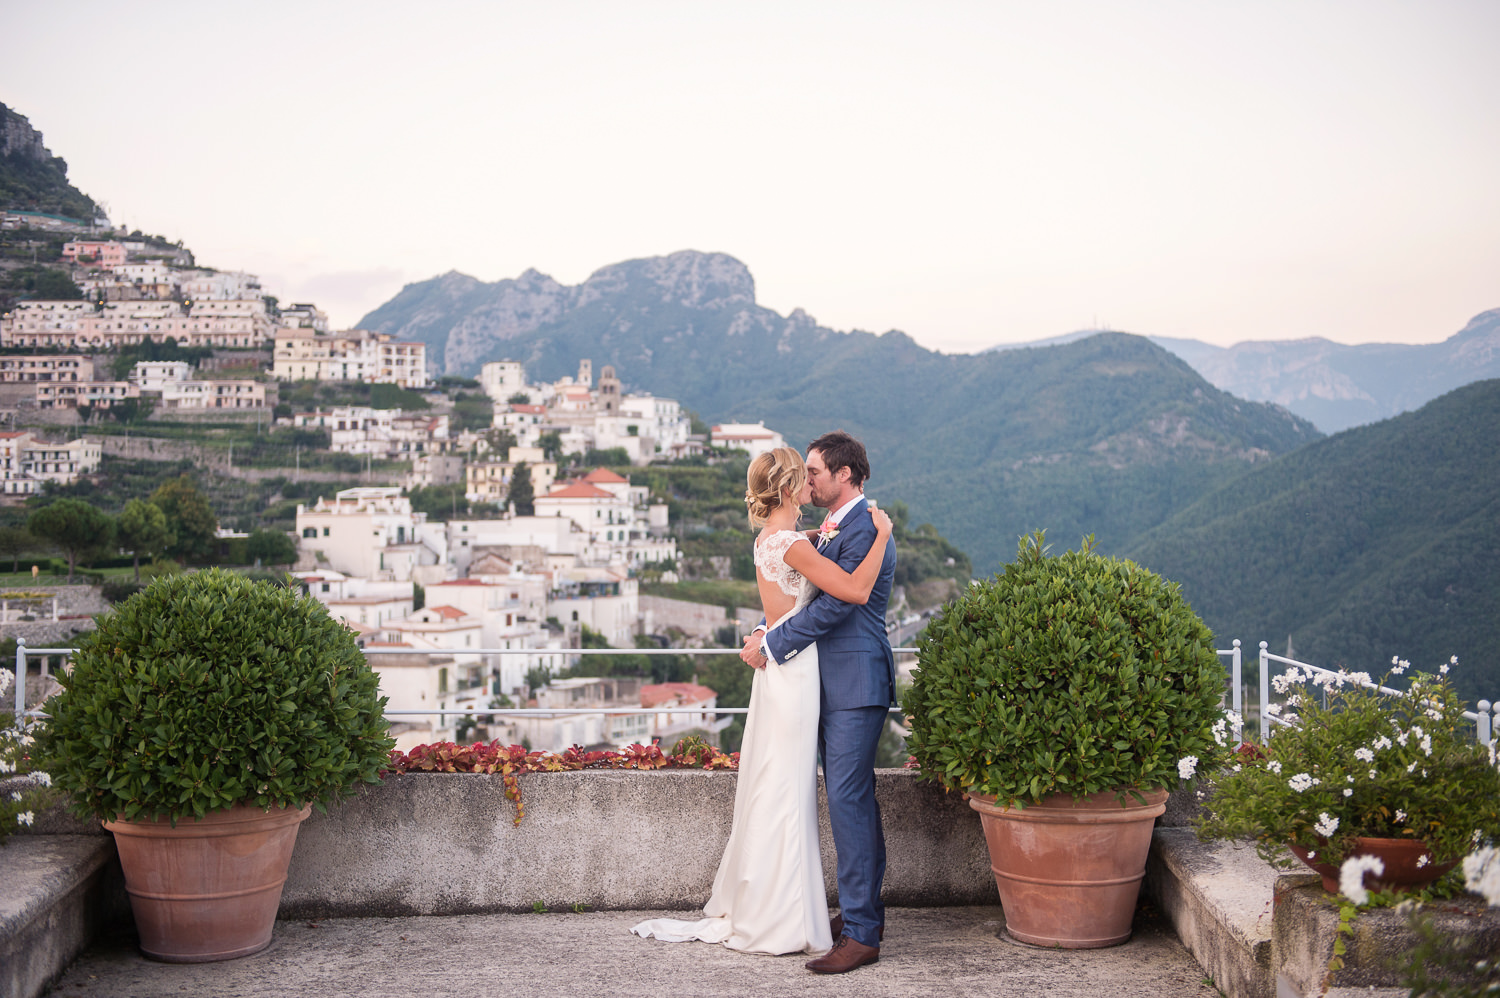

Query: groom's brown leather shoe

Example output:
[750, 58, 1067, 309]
[806, 935, 880, 974]
[829, 914, 884, 942]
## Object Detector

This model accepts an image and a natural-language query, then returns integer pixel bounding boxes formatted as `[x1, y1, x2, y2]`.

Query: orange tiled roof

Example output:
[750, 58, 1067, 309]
[544, 482, 614, 499]
[640, 682, 718, 707]
[583, 468, 628, 484]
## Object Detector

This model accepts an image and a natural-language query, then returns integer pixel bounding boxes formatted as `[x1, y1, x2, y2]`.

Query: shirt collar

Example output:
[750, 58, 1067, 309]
[828, 492, 867, 526]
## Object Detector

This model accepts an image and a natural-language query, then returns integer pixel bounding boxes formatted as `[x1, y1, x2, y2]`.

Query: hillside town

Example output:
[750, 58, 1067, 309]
[0, 237, 798, 752]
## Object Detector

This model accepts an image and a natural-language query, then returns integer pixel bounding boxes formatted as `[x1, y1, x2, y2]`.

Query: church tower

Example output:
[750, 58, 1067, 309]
[598, 365, 620, 415]
[577, 359, 592, 388]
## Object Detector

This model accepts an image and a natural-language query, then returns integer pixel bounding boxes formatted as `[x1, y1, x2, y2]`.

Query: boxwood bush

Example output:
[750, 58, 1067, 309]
[903, 532, 1225, 806]
[39, 568, 393, 822]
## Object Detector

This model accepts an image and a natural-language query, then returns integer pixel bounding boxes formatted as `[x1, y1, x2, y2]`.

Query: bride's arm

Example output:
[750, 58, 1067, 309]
[783, 507, 894, 605]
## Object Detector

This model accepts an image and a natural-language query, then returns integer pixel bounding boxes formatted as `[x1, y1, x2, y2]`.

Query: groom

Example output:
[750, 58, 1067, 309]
[742, 430, 897, 974]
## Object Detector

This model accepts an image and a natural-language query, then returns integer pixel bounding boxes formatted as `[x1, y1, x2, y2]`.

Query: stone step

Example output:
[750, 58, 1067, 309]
[0, 834, 124, 998]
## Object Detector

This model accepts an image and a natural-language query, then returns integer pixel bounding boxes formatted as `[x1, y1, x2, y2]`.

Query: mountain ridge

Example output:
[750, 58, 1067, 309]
[990, 310, 1500, 434]
[358, 250, 1321, 572]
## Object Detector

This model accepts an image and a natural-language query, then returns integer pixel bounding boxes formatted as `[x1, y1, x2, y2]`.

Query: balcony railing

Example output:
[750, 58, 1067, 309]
[9, 638, 1496, 745]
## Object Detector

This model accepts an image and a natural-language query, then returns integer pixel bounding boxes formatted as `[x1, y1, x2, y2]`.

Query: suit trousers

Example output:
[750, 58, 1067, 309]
[818, 703, 888, 948]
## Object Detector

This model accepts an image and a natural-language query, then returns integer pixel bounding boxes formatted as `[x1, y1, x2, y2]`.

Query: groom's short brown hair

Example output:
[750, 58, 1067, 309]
[808, 430, 869, 489]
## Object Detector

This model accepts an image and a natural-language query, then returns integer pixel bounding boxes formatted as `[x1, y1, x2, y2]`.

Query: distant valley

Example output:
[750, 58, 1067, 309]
[992, 310, 1500, 435]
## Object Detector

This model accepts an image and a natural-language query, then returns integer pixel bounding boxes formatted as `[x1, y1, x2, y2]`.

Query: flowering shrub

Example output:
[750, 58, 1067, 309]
[385, 735, 739, 825]
[1, 668, 55, 844]
[1197, 658, 1500, 870]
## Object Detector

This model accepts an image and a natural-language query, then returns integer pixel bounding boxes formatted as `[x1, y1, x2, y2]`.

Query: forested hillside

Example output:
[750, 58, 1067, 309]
[1125, 379, 1500, 702]
[361, 252, 1321, 571]
[0, 103, 97, 220]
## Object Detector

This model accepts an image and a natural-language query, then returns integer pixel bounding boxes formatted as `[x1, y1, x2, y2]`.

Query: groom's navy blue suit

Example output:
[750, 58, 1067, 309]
[763, 499, 896, 950]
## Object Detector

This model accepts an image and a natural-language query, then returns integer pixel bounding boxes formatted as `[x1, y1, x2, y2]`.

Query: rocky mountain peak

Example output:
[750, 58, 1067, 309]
[580, 250, 755, 309]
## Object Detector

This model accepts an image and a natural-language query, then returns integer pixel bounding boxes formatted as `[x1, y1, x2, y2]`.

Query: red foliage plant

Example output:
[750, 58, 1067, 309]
[384, 736, 739, 825]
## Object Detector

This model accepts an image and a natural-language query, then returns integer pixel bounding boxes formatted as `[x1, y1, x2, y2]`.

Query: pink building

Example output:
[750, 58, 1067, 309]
[61, 241, 127, 267]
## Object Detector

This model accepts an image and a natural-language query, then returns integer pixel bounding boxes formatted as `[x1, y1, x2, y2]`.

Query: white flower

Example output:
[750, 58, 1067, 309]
[1440, 663, 1449, 675]
[1289, 772, 1317, 792]
[1391, 659, 1409, 676]
[1348, 672, 1372, 687]
[16, 811, 33, 826]
[1265, 703, 1283, 717]
[1343, 788, 1354, 797]
[1340, 854, 1386, 906]
[1407, 761, 1419, 773]
[1354, 747, 1375, 763]
[1462, 847, 1500, 906]
[1307, 850, 1317, 859]
[1395, 809, 1407, 823]
[1416, 854, 1430, 869]
[7, 790, 19, 801]
[1368, 769, 1378, 779]
[1420, 736, 1432, 757]
[1346, 775, 1354, 782]
[1315, 812, 1340, 837]
[0, 760, 13, 775]
[1425, 708, 1443, 721]
[1211, 719, 1228, 747]
[35, 772, 50, 787]
[1267, 760, 1283, 774]
[1178, 756, 1199, 780]
[1231, 764, 1242, 772]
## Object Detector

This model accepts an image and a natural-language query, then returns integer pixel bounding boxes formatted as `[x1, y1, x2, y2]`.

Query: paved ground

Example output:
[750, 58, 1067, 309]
[46, 905, 1222, 998]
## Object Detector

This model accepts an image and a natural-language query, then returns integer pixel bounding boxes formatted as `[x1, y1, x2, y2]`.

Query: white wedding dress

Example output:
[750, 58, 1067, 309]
[631, 529, 832, 955]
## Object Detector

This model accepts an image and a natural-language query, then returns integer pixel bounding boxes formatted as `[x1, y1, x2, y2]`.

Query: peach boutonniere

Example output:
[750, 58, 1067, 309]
[817, 518, 840, 547]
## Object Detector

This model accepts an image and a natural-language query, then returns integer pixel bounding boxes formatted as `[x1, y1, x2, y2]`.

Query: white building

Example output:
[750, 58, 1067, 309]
[0, 432, 103, 497]
[480, 360, 527, 400]
[271, 328, 429, 388]
[292, 407, 449, 459]
[294, 487, 447, 583]
[710, 422, 786, 459]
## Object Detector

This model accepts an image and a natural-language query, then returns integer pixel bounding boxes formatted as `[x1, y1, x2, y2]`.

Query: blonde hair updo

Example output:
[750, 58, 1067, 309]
[745, 447, 807, 529]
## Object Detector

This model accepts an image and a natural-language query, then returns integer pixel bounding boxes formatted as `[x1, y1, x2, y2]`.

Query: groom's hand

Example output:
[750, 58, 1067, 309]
[740, 633, 767, 670]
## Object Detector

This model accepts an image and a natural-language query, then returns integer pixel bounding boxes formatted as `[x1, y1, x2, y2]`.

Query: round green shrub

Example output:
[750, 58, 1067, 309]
[38, 568, 394, 822]
[903, 532, 1226, 805]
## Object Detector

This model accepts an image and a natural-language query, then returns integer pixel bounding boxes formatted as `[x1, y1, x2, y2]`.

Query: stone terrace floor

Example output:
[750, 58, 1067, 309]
[47, 905, 1221, 998]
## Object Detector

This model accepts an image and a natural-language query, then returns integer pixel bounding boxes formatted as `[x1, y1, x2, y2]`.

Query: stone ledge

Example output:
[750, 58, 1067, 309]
[1145, 828, 1280, 998]
[0, 834, 126, 998]
[1146, 828, 1500, 998]
[281, 768, 999, 917]
[1273, 879, 1500, 997]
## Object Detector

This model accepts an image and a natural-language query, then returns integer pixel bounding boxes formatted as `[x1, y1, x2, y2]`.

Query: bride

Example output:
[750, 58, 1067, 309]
[632, 446, 893, 955]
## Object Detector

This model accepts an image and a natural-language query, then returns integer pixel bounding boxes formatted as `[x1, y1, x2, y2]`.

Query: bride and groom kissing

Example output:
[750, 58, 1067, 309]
[632, 430, 896, 975]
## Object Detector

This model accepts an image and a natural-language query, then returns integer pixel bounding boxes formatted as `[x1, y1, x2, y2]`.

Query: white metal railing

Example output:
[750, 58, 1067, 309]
[9, 637, 1493, 747]
[7, 639, 919, 726]
[1256, 641, 1498, 747]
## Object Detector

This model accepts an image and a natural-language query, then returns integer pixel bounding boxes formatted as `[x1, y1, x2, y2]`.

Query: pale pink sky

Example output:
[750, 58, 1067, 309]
[4, 1, 1496, 350]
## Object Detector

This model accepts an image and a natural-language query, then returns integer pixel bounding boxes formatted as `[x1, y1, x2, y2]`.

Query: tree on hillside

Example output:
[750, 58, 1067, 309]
[407, 483, 469, 520]
[246, 528, 296, 568]
[507, 462, 535, 516]
[115, 499, 173, 583]
[538, 431, 564, 463]
[150, 475, 218, 563]
[0, 525, 35, 573]
[28, 499, 114, 582]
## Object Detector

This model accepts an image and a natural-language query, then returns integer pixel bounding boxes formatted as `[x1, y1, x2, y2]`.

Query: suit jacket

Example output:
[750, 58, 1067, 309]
[764, 500, 897, 710]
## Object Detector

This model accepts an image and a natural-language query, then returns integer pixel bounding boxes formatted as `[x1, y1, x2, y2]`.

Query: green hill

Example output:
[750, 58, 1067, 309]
[1125, 379, 1500, 702]
[0, 103, 98, 220]
[361, 252, 1321, 572]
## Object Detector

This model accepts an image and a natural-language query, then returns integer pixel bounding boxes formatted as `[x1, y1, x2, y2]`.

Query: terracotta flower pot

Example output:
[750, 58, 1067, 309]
[104, 802, 312, 962]
[1287, 836, 1457, 894]
[968, 788, 1168, 949]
